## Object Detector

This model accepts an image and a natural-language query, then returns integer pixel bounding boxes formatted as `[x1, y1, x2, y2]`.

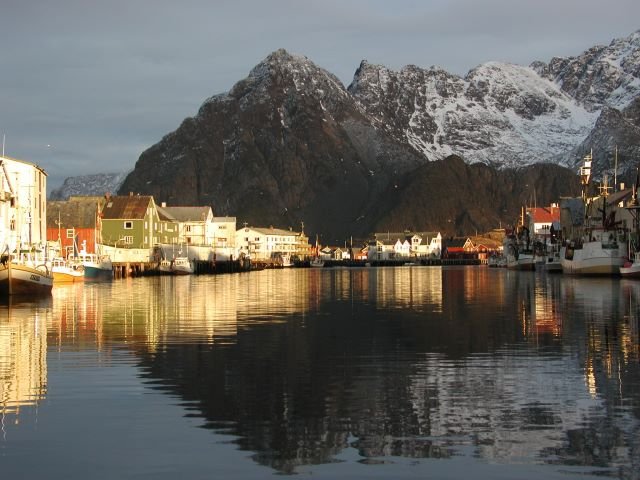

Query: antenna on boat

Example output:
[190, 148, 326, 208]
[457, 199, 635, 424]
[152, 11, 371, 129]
[579, 150, 592, 201]
[614, 145, 618, 192]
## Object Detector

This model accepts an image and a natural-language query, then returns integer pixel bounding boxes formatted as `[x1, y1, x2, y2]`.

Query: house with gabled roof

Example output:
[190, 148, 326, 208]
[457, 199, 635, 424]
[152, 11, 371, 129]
[100, 193, 159, 249]
[526, 204, 561, 243]
[442, 237, 476, 259]
[370, 231, 442, 259]
[157, 205, 213, 246]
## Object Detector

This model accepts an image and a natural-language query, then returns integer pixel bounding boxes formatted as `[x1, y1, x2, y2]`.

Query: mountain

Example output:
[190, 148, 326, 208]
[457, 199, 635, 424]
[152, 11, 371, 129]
[49, 172, 129, 200]
[371, 156, 581, 235]
[118, 49, 424, 239]
[109, 31, 640, 237]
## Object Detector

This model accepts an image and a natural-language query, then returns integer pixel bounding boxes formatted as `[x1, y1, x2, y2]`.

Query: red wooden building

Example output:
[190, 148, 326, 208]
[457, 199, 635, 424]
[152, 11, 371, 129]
[46, 196, 105, 258]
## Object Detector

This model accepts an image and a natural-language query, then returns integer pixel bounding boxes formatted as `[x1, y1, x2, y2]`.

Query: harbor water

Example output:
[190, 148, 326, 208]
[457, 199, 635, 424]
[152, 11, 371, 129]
[1, 266, 639, 479]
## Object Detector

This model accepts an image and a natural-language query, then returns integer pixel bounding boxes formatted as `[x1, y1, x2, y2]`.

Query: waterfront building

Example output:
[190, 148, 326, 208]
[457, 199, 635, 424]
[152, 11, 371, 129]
[46, 196, 105, 257]
[368, 231, 443, 260]
[100, 193, 159, 249]
[157, 205, 214, 246]
[0, 155, 48, 252]
[212, 216, 237, 260]
[236, 225, 304, 261]
[441, 237, 475, 259]
[526, 204, 561, 243]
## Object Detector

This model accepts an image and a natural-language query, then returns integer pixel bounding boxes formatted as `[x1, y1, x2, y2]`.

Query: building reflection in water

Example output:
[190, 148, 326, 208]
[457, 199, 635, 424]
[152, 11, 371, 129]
[15, 268, 640, 476]
[0, 297, 51, 419]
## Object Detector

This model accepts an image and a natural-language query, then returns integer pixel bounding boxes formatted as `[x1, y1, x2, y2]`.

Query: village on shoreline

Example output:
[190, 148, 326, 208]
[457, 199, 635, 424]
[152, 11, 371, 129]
[2, 151, 640, 290]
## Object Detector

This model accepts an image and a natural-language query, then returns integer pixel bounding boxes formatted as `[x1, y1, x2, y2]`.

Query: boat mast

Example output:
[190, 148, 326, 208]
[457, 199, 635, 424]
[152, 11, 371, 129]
[614, 145, 618, 192]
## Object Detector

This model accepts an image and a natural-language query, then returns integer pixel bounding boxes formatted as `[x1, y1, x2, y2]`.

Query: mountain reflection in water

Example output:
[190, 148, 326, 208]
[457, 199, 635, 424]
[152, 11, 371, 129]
[1, 267, 639, 478]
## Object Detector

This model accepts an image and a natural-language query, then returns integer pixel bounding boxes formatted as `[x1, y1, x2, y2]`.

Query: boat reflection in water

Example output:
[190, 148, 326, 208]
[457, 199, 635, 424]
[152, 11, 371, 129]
[2, 267, 640, 479]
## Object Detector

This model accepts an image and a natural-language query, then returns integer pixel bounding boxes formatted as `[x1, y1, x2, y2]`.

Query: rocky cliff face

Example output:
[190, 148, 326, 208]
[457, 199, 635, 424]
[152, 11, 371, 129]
[113, 31, 640, 239]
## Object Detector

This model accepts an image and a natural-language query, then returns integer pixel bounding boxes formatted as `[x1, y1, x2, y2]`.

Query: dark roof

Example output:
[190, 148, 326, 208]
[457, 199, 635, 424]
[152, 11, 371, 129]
[47, 197, 104, 229]
[442, 237, 468, 248]
[101, 195, 154, 220]
[161, 206, 211, 222]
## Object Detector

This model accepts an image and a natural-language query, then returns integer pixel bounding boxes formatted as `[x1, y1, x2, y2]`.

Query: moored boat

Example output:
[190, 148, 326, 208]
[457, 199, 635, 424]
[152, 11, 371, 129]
[620, 251, 640, 278]
[0, 254, 53, 296]
[544, 245, 562, 273]
[561, 152, 627, 276]
[171, 257, 194, 275]
[621, 165, 640, 278]
[77, 252, 113, 280]
[503, 225, 535, 271]
[50, 257, 85, 283]
[310, 257, 325, 268]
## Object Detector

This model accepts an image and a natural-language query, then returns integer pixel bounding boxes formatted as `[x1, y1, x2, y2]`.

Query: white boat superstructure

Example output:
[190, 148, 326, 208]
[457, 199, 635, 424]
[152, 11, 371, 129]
[560, 229, 627, 275]
[77, 251, 113, 280]
[171, 257, 194, 275]
[561, 152, 627, 276]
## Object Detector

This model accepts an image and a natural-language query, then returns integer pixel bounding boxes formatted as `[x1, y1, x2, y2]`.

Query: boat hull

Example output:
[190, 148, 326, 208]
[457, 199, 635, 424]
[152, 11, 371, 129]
[620, 263, 640, 278]
[0, 262, 54, 296]
[560, 244, 625, 275]
[52, 270, 85, 283]
[84, 265, 113, 280]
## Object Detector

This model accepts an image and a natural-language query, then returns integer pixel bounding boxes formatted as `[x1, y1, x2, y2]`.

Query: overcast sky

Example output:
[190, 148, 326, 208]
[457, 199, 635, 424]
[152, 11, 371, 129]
[1, 0, 639, 192]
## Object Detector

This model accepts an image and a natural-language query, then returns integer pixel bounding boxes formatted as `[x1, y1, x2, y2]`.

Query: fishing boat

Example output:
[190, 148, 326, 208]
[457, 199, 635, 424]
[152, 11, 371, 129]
[171, 256, 194, 275]
[560, 152, 627, 275]
[50, 257, 85, 283]
[310, 257, 325, 268]
[310, 234, 325, 267]
[158, 258, 173, 274]
[620, 166, 640, 278]
[77, 251, 113, 280]
[544, 244, 562, 272]
[503, 222, 535, 271]
[0, 252, 53, 296]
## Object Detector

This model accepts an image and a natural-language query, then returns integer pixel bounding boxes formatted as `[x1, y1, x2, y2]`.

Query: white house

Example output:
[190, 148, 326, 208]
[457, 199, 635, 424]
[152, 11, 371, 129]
[369, 231, 442, 260]
[236, 226, 300, 261]
[158, 205, 214, 246]
[212, 217, 237, 261]
[0, 155, 48, 253]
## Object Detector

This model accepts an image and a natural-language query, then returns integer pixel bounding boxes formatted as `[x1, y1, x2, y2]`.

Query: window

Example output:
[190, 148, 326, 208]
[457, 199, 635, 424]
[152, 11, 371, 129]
[124, 221, 133, 229]
[186, 225, 192, 232]
[186, 237, 192, 244]
[218, 225, 227, 230]
[123, 236, 133, 244]
[66, 229, 75, 239]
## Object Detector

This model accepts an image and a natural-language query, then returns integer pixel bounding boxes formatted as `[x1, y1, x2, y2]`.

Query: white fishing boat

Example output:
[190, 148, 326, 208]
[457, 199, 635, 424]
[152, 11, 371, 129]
[171, 257, 194, 275]
[503, 225, 535, 271]
[621, 166, 640, 278]
[620, 251, 640, 278]
[561, 152, 627, 276]
[544, 245, 562, 273]
[158, 258, 173, 274]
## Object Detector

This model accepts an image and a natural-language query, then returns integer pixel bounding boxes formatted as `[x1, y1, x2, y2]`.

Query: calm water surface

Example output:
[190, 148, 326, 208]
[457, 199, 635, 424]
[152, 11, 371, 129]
[1, 266, 639, 479]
